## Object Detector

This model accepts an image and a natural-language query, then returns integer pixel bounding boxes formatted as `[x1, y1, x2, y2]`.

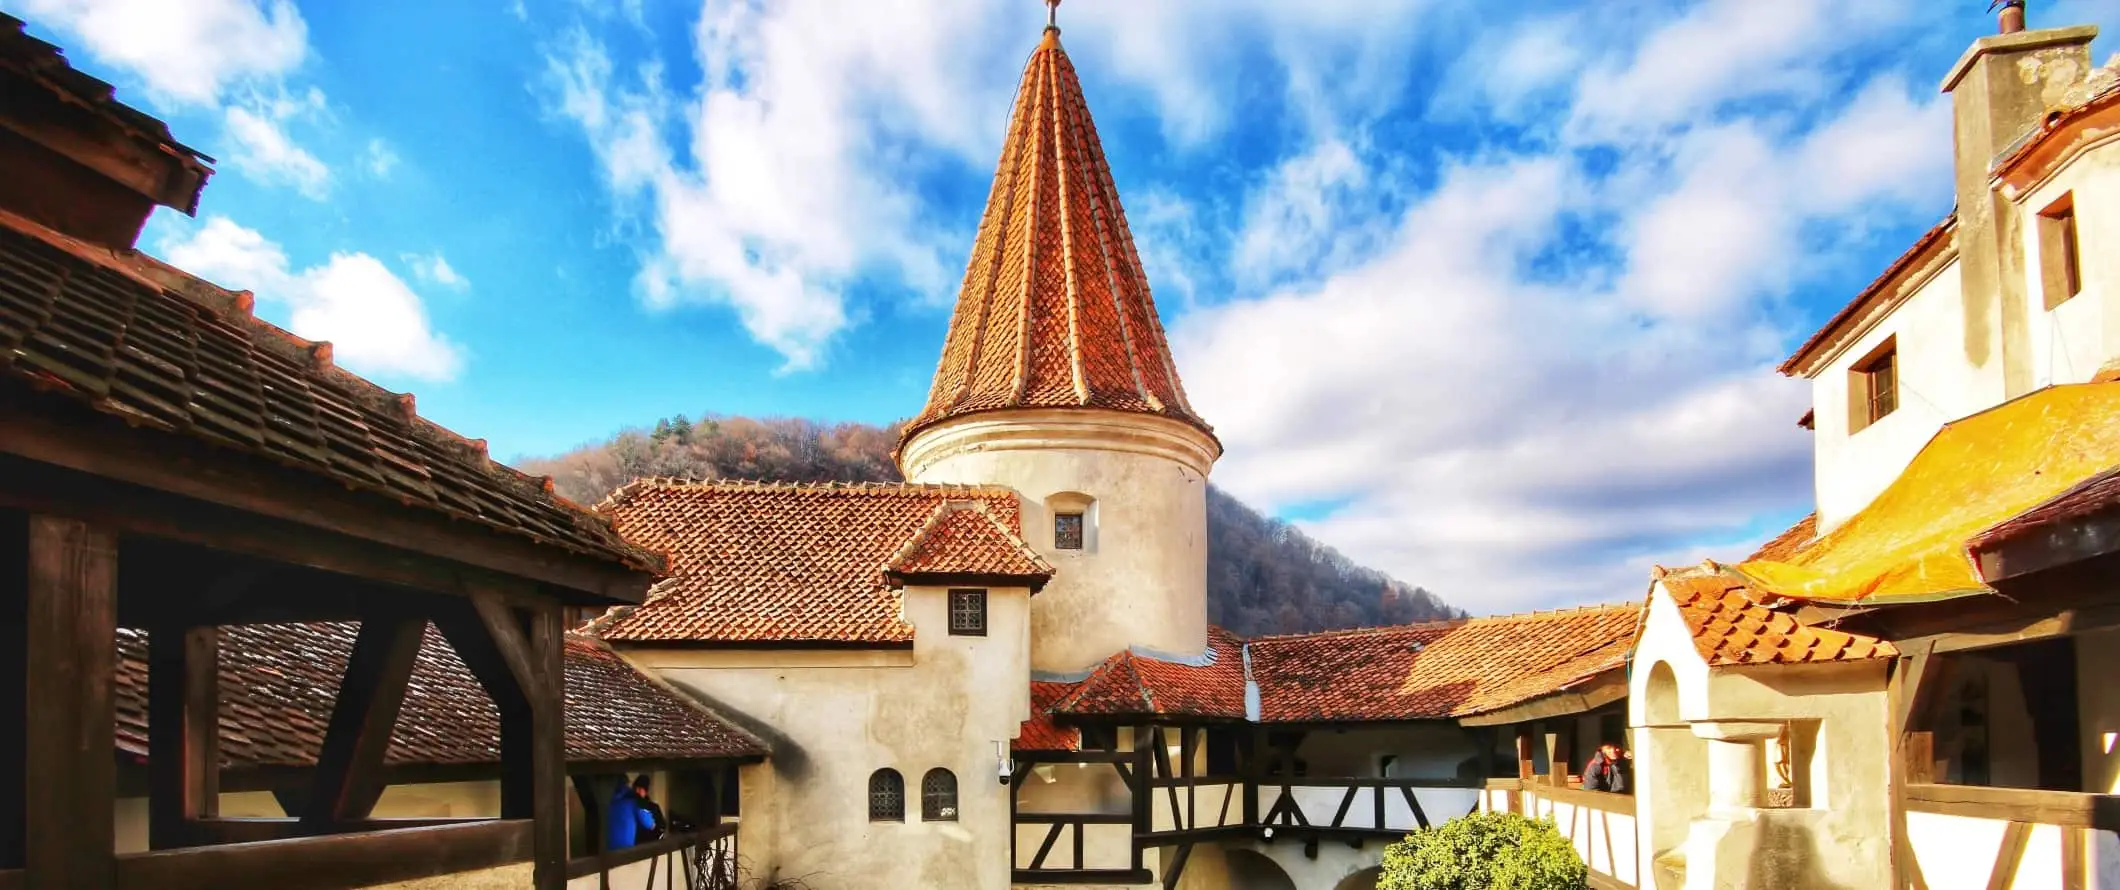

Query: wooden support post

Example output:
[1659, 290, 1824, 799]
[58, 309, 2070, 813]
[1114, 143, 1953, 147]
[527, 603, 567, 890]
[571, 775, 605, 858]
[25, 516, 118, 890]
[1515, 726, 1534, 780]
[305, 617, 425, 824]
[1551, 722, 1575, 787]
[148, 626, 220, 849]
[0, 511, 25, 870]
[1890, 642, 1936, 890]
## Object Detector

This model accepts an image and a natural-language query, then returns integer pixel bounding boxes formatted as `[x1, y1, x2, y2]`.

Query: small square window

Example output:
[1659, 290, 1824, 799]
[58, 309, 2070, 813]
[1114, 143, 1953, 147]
[948, 589, 986, 636]
[1054, 512, 1085, 551]
[1849, 337, 1897, 432]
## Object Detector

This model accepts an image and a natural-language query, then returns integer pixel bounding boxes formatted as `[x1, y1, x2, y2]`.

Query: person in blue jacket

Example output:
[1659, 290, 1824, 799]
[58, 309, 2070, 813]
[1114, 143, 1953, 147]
[607, 775, 660, 850]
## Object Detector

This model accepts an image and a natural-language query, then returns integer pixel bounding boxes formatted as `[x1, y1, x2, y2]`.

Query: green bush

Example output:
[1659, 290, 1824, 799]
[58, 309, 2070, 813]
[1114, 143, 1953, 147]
[1378, 811, 1588, 890]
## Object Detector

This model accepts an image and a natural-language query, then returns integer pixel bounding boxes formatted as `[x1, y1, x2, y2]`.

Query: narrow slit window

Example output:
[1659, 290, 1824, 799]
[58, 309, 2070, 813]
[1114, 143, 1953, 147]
[2040, 196, 2082, 309]
[921, 769, 958, 821]
[1849, 337, 1898, 432]
[869, 769, 904, 822]
[1054, 512, 1085, 550]
[948, 589, 987, 637]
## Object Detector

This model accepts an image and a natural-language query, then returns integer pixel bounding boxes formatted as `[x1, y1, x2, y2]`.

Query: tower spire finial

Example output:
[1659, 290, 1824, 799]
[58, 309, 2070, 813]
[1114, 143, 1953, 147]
[1045, 0, 1059, 30]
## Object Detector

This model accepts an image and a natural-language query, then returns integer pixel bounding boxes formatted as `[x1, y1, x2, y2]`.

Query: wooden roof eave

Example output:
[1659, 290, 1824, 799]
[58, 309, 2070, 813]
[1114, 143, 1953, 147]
[0, 390, 656, 606]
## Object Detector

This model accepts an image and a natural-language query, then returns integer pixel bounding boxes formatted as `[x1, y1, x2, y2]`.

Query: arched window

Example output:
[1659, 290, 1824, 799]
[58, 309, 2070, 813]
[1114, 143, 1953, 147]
[869, 769, 904, 822]
[921, 769, 958, 821]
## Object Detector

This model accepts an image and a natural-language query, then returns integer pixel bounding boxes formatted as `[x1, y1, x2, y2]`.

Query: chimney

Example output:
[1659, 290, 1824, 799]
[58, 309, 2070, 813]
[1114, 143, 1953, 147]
[1997, 1, 2026, 35]
[1940, 11, 2096, 397]
[0, 14, 213, 250]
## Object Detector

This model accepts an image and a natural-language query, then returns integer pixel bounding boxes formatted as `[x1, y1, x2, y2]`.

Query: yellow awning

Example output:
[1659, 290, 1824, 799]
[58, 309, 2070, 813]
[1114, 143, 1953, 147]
[1735, 383, 2120, 605]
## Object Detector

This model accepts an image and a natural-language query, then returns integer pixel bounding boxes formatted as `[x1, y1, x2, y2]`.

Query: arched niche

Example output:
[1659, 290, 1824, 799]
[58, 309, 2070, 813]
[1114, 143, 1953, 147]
[1225, 849, 1297, 890]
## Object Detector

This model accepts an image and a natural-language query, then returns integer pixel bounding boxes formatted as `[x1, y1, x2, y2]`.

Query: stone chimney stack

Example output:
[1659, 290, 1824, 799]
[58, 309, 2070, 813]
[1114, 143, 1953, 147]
[1940, 10, 2096, 397]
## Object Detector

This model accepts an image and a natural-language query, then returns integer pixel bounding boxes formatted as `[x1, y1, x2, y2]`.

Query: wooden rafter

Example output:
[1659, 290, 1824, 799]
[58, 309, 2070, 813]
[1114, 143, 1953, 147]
[304, 616, 426, 825]
[147, 625, 219, 849]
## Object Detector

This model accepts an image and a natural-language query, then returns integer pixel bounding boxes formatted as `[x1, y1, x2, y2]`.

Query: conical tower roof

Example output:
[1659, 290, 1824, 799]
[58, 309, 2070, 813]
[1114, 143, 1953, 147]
[901, 22, 1215, 452]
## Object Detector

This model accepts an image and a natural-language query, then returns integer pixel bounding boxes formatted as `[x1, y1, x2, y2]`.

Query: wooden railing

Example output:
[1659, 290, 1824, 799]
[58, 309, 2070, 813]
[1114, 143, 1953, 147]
[1484, 779, 1638, 890]
[1902, 784, 2120, 888]
[112, 819, 533, 890]
[565, 824, 738, 890]
[1251, 778, 1483, 839]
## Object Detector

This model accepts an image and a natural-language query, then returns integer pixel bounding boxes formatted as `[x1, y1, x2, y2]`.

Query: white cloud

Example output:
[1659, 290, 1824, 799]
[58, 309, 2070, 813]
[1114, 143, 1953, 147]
[223, 105, 330, 198]
[406, 252, 470, 290]
[160, 218, 465, 382]
[18, 0, 307, 106]
[362, 138, 401, 179]
[1168, 0, 1961, 613]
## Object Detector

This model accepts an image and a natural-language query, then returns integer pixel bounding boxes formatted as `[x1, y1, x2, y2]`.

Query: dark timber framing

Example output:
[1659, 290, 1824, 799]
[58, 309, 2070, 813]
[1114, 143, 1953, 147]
[0, 395, 656, 890]
[1010, 720, 1491, 885]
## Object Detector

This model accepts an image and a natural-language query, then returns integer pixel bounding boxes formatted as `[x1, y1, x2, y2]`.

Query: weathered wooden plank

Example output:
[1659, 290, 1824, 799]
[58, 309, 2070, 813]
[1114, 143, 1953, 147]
[527, 604, 567, 890]
[1985, 821, 2031, 890]
[305, 617, 425, 824]
[1904, 784, 2120, 830]
[0, 512, 26, 871]
[2062, 825, 2087, 890]
[1029, 823, 1063, 869]
[112, 820, 533, 890]
[25, 516, 117, 890]
[0, 408, 648, 604]
[148, 626, 220, 849]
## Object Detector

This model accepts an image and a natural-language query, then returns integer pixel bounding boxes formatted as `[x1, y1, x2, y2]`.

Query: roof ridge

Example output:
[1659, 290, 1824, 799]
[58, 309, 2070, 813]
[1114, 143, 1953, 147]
[1247, 603, 1639, 644]
[594, 477, 1019, 512]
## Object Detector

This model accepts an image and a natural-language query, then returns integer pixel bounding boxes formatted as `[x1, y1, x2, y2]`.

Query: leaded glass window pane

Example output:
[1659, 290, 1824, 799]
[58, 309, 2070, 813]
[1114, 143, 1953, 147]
[1054, 512, 1084, 550]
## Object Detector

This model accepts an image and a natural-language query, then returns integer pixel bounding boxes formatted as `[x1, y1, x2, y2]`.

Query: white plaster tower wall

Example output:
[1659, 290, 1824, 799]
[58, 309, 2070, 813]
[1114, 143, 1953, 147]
[901, 409, 1215, 675]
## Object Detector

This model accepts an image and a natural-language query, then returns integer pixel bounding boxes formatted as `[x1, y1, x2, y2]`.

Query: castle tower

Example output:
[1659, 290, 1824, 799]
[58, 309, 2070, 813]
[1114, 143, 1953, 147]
[896, 12, 1220, 674]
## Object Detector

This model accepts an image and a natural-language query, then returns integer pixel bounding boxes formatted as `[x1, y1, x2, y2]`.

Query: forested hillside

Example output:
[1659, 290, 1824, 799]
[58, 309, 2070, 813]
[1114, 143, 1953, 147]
[519, 414, 1461, 636]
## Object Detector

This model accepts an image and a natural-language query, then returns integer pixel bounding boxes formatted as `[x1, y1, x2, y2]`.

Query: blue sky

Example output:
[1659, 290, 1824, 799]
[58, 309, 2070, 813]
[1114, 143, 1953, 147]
[12, 0, 2119, 613]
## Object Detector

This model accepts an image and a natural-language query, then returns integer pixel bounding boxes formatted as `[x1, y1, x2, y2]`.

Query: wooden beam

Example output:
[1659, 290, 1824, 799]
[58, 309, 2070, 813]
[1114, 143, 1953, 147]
[1985, 821, 2031, 890]
[0, 410, 649, 604]
[111, 820, 533, 890]
[571, 776, 605, 858]
[1903, 784, 2120, 830]
[1161, 843, 1191, 889]
[1888, 644, 1933, 890]
[472, 592, 547, 713]
[526, 604, 567, 890]
[25, 516, 117, 890]
[305, 617, 426, 824]
[1458, 670, 1629, 727]
[148, 626, 220, 850]
[0, 512, 25, 870]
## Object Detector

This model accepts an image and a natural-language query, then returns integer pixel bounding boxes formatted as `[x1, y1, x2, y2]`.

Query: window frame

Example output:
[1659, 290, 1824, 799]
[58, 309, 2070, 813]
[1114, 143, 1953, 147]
[1053, 511, 1086, 551]
[2039, 194, 2082, 310]
[1848, 336, 1899, 433]
[920, 768, 958, 822]
[868, 768, 905, 822]
[947, 588, 987, 637]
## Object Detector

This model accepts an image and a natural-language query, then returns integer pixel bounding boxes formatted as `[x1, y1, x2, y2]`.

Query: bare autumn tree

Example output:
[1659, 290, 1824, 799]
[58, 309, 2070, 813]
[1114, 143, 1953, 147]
[519, 414, 1461, 635]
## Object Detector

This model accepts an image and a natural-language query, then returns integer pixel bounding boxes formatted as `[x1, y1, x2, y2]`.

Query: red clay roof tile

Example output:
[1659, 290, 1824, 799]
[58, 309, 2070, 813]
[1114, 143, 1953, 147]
[1053, 628, 1249, 721]
[1749, 513, 1818, 562]
[1660, 571, 1895, 666]
[0, 214, 658, 576]
[1248, 606, 1640, 723]
[113, 624, 765, 770]
[886, 500, 1055, 587]
[1017, 681, 1085, 754]
[593, 480, 1033, 645]
[902, 28, 1214, 451]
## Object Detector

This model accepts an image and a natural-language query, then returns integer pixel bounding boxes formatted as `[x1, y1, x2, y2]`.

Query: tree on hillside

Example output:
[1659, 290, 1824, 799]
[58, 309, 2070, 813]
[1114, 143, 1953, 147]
[520, 414, 1461, 635]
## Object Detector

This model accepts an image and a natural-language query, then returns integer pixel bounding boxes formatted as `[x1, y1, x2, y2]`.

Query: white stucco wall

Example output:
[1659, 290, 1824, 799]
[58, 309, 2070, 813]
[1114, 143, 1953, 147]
[900, 409, 1214, 674]
[627, 584, 1033, 890]
[1810, 256, 1998, 530]
[1630, 582, 1894, 890]
[2018, 134, 2120, 388]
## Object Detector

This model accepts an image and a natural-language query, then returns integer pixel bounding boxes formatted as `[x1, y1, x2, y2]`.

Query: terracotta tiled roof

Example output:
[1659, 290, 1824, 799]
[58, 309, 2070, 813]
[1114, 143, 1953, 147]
[1749, 513, 1818, 562]
[1972, 464, 2120, 550]
[1016, 681, 1084, 754]
[886, 501, 1054, 588]
[1052, 628, 1249, 720]
[593, 480, 1031, 645]
[1248, 606, 1640, 723]
[1660, 570, 1895, 666]
[0, 214, 660, 575]
[901, 26, 1213, 451]
[113, 624, 765, 770]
